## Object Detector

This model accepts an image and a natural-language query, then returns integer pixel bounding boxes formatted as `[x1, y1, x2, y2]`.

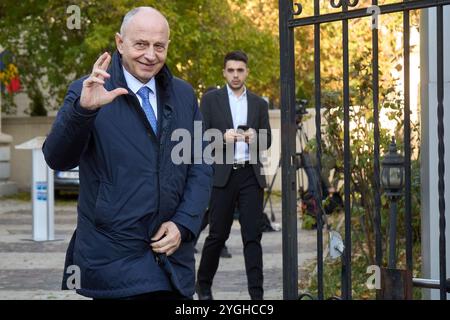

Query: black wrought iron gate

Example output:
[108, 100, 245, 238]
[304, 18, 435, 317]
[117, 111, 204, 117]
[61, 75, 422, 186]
[279, 0, 449, 300]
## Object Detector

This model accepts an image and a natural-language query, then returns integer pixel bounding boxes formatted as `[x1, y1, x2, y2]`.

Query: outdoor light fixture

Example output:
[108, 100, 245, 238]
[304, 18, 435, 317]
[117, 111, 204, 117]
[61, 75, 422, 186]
[381, 137, 405, 272]
[381, 137, 405, 198]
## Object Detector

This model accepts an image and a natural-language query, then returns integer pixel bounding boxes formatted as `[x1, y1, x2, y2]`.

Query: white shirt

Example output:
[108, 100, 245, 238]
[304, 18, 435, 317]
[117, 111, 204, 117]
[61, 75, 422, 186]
[227, 84, 249, 162]
[122, 66, 158, 120]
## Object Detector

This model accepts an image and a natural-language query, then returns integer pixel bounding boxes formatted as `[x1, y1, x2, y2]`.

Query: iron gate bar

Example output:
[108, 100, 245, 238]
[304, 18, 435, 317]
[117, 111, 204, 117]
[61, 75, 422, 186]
[413, 278, 450, 291]
[436, 4, 447, 301]
[278, 0, 298, 300]
[289, 0, 450, 27]
[281, 0, 448, 300]
[403, 2, 413, 273]
[388, 200, 399, 268]
[314, 0, 325, 300]
[372, 0, 383, 278]
[342, 0, 352, 300]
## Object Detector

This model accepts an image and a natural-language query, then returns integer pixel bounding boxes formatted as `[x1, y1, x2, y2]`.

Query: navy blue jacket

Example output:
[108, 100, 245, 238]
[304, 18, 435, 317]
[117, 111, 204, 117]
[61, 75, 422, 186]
[43, 52, 213, 299]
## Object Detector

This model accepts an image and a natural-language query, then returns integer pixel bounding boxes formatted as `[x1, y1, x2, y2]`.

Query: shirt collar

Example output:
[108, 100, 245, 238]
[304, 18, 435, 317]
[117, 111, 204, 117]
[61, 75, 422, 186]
[122, 66, 156, 95]
[226, 84, 247, 99]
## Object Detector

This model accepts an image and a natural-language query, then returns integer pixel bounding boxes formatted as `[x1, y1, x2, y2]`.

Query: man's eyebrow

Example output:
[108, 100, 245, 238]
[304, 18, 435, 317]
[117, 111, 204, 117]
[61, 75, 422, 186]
[133, 39, 149, 43]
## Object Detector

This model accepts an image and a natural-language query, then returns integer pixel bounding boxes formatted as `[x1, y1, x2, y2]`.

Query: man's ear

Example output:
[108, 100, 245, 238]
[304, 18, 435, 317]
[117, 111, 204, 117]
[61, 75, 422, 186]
[115, 33, 124, 54]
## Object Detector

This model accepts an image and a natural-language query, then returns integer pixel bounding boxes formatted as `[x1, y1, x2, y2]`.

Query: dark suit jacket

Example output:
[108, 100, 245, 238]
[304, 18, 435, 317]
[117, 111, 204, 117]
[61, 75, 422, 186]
[200, 86, 271, 188]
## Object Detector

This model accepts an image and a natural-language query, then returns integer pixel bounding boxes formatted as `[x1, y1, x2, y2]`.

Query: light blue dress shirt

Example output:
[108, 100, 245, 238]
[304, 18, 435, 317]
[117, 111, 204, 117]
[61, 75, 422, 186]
[227, 84, 250, 162]
[122, 66, 158, 120]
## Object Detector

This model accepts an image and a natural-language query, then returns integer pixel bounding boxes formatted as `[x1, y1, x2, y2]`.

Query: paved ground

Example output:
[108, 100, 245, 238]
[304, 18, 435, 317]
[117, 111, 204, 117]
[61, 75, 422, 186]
[0, 197, 316, 300]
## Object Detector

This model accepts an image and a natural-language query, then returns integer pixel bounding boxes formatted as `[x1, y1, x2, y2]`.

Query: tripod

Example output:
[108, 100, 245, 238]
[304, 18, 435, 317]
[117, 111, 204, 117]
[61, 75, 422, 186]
[263, 118, 312, 222]
[263, 108, 335, 231]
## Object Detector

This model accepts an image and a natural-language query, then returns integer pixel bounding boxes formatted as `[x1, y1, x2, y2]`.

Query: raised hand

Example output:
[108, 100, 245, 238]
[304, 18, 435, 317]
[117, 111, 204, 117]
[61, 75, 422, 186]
[79, 52, 128, 110]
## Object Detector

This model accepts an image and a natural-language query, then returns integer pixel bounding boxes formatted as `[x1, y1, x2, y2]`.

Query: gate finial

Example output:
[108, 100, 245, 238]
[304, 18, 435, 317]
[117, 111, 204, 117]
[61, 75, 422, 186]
[330, 0, 343, 8]
[330, 0, 359, 8]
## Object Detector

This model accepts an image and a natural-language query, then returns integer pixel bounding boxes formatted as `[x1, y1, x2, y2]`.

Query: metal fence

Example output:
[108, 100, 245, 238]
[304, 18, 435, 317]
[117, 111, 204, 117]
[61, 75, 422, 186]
[278, 0, 449, 300]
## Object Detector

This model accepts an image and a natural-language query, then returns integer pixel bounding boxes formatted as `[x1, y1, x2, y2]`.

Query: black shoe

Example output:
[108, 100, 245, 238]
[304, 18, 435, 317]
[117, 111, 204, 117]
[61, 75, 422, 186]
[195, 282, 213, 300]
[220, 246, 232, 258]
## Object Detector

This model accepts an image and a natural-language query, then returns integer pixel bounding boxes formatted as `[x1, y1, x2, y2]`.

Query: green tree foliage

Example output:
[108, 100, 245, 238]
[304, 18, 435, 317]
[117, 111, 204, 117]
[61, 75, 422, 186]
[0, 0, 279, 114]
[1, 0, 424, 299]
[295, 2, 422, 298]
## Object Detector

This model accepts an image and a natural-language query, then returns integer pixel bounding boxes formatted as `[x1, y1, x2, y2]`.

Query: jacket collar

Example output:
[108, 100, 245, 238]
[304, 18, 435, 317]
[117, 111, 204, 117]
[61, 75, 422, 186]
[109, 51, 173, 96]
[217, 86, 233, 129]
[226, 84, 247, 100]
[108, 51, 174, 141]
[218, 85, 257, 129]
[122, 66, 156, 95]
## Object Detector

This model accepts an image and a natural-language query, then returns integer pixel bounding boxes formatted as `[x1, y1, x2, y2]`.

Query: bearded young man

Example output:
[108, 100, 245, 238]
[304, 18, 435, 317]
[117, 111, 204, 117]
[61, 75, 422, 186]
[196, 51, 271, 300]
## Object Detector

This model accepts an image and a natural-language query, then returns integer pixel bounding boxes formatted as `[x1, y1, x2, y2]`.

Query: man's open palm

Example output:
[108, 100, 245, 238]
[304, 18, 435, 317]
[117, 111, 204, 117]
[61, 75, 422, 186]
[80, 52, 128, 110]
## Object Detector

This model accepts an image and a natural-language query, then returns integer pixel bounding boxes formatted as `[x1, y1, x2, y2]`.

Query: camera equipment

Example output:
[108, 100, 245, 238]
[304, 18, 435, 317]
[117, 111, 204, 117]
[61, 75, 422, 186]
[295, 99, 309, 124]
[263, 99, 311, 222]
[263, 98, 333, 227]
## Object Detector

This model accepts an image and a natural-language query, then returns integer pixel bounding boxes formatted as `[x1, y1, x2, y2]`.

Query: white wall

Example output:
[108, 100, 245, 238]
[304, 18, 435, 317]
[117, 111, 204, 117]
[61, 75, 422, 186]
[1, 116, 55, 191]
[2, 111, 317, 192]
[420, 6, 450, 300]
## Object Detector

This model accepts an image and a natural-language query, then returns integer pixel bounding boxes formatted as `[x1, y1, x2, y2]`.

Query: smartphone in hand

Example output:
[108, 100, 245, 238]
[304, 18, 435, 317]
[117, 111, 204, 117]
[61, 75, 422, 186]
[237, 125, 252, 143]
[237, 125, 249, 131]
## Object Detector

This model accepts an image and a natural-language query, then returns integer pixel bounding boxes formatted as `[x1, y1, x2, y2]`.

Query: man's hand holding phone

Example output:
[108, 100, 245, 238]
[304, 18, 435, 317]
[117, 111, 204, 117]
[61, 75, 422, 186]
[224, 125, 255, 144]
[224, 129, 244, 143]
[238, 125, 256, 144]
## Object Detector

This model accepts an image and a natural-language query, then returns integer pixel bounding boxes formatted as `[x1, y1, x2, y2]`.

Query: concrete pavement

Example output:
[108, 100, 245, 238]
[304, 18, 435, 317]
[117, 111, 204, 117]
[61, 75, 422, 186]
[0, 197, 316, 300]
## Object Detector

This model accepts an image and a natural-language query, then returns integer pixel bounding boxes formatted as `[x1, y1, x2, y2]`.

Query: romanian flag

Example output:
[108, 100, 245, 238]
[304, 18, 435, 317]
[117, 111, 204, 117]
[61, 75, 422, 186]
[0, 50, 21, 94]
[0, 50, 4, 95]
[6, 76, 21, 93]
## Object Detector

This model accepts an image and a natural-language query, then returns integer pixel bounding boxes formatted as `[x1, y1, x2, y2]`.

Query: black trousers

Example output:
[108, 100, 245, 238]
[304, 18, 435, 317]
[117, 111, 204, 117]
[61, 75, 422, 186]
[197, 166, 264, 299]
[194, 208, 211, 247]
[193, 207, 230, 252]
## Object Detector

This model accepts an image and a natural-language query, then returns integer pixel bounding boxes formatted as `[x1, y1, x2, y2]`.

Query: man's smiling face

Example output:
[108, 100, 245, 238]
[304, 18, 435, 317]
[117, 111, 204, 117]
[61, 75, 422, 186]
[116, 9, 170, 83]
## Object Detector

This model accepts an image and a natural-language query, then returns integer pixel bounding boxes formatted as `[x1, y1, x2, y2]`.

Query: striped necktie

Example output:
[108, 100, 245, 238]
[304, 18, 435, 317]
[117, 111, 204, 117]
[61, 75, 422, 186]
[136, 86, 158, 135]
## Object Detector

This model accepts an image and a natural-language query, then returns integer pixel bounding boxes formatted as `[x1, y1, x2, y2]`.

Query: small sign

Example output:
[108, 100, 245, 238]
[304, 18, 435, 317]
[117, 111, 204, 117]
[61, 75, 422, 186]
[36, 191, 47, 201]
[35, 181, 48, 201]
[36, 181, 47, 191]
[329, 230, 345, 259]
